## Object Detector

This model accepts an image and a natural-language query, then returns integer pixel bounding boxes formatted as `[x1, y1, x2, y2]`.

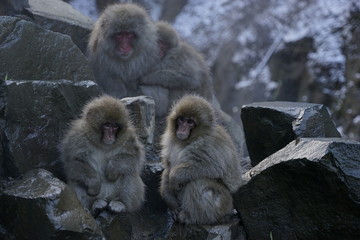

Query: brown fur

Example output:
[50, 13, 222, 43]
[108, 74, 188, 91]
[87, 3, 160, 98]
[140, 21, 215, 117]
[159, 95, 242, 224]
[60, 95, 145, 214]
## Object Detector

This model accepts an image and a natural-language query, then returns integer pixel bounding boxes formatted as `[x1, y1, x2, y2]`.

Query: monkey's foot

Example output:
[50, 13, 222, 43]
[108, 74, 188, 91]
[171, 208, 189, 223]
[108, 200, 126, 213]
[91, 199, 108, 216]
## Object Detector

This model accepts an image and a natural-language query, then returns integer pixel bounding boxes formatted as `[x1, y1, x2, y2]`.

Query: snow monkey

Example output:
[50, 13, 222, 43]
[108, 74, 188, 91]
[140, 21, 215, 118]
[87, 3, 160, 98]
[61, 95, 145, 215]
[159, 95, 243, 224]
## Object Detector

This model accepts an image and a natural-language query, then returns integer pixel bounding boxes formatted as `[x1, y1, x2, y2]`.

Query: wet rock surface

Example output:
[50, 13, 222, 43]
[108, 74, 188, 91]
[241, 101, 341, 166]
[1, 79, 100, 179]
[234, 138, 360, 240]
[27, 0, 93, 53]
[0, 16, 94, 81]
[0, 169, 103, 240]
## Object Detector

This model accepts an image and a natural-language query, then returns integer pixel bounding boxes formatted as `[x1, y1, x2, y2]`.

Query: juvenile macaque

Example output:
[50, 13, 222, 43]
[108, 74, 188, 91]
[140, 21, 215, 117]
[87, 3, 160, 98]
[160, 95, 243, 224]
[61, 95, 145, 214]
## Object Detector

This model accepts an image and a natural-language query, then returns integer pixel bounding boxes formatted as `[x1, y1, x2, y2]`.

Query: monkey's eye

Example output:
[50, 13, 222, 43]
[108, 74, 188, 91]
[103, 122, 113, 127]
[187, 119, 196, 127]
[102, 122, 119, 129]
[178, 116, 186, 122]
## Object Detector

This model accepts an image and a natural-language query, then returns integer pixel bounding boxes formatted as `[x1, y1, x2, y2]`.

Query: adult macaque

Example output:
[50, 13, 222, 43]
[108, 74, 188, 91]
[160, 95, 243, 224]
[61, 95, 145, 214]
[140, 21, 215, 117]
[87, 3, 160, 98]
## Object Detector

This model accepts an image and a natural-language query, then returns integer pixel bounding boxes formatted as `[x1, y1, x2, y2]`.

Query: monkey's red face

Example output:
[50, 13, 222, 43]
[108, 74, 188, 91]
[102, 122, 119, 145]
[157, 39, 169, 58]
[114, 31, 135, 58]
[176, 116, 196, 140]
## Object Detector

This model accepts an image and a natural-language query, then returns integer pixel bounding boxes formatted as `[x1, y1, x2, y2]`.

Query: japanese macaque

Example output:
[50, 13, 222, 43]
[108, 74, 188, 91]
[87, 3, 160, 98]
[159, 95, 243, 225]
[61, 95, 145, 214]
[140, 21, 215, 118]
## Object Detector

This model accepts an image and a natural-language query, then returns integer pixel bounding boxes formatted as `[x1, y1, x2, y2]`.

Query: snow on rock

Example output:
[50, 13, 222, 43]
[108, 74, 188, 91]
[69, 0, 98, 21]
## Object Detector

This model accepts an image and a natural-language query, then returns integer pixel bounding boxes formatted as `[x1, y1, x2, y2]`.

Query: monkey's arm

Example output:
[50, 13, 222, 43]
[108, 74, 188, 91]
[160, 165, 179, 210]
[140, 70, 200, 89]
[105, 141, 144, 181]
[169, 150, 225, 191]
[66, 156, 101, 196]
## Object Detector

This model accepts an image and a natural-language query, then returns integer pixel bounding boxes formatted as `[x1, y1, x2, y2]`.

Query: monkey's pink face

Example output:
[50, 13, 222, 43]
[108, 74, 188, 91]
[176, 116, 196, 140]
[114, 31, 136, 58]
[102, 122, 119, 145]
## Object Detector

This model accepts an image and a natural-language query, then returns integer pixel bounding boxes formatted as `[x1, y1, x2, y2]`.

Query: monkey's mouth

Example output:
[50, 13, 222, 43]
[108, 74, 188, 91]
[103, 133, 116, 145]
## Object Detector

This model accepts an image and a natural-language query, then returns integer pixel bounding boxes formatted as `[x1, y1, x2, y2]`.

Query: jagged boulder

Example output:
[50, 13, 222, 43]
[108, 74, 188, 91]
[1, 79, 100, 179]
[234, 138, 360, 240]
[120, 96, 155, 146]
[0, 16, 94, 81]
[241, 101, 341, 166]
[27, 0, 94, 53]
[0, 168, 103, 240]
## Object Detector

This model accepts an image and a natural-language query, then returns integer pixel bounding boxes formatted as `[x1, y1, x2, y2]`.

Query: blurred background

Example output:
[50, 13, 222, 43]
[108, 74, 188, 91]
[67, 0, 360, 140]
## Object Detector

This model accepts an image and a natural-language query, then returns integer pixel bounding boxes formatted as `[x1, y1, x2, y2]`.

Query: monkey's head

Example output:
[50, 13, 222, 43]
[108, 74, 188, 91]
[82, 95, 130, 146]
[93, 3, 156, 60]
[156, 21, 179, 58]
[168, 95, 215, 142]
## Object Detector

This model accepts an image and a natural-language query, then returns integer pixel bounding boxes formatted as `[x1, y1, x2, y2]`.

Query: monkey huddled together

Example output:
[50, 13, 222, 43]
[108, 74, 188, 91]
[61, 94, 242, 224]
[87, 3, 215, 118]
[60, 3, 244, 225]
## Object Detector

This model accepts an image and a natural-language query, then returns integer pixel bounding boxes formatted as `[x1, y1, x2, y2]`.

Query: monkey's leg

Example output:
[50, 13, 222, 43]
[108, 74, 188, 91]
[68, 181, 97, 212]
[117, 175, 145, 212]
[91, 198, 108, 216]
[108, 200, 126, 213]
[177, 179, 233, 225]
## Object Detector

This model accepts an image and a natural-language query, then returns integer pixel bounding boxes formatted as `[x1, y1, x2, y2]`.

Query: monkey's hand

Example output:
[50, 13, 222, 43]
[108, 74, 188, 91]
[87, 178, 101, 196]
[163, 193, 180, 210]
[169, 170, 189, 193]
[105, 164, 120, 181]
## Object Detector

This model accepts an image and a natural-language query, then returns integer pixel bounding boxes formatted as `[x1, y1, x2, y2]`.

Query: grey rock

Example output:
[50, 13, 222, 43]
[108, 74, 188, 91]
[269, 37, 314, 102]
[234, 138, 360, 240]
[142, 161, 166, 212]
[0, 168, 103, 240]
[1, 79, 100, 179]
[241, 101, 341, 166]
[0, 16, 94, 81]
[120, 96, 156, 145]
[0, 0, 29, 16]
[27, 0, 94, 53]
